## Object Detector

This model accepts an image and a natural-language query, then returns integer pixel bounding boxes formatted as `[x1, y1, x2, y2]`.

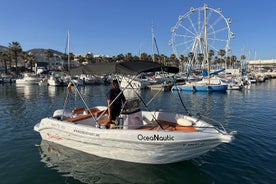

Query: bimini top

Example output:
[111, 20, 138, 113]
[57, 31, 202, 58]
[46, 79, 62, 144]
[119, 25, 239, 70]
[115, 61, 179, 75]
[70, 61, 179, 75]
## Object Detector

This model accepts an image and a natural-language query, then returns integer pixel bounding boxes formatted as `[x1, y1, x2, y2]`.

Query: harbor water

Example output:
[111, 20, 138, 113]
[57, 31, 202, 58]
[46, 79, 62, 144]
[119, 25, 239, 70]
[0, 80, 275, 184]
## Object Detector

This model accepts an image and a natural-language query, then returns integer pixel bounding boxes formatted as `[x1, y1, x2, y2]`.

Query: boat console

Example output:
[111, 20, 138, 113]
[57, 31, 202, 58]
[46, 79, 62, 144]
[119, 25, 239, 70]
[119, 98, 143, 129]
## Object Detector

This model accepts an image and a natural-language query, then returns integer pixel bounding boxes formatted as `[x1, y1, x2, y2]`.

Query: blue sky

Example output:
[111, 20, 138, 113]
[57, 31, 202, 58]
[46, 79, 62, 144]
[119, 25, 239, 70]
[0, 0, 275, 60]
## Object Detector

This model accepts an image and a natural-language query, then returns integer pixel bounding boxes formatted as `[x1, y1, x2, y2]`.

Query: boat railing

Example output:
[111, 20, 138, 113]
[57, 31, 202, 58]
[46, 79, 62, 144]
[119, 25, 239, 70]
[193, 113, 229, 134]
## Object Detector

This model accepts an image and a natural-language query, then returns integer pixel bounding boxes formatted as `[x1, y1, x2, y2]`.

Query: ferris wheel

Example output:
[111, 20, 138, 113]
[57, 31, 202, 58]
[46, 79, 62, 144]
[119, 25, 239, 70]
[169, 4, 235, 65]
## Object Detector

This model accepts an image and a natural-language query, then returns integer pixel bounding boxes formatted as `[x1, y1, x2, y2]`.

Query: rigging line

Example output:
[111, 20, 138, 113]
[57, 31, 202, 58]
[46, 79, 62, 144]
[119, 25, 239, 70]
[61, 89, 70, 120]
[146, 87, 163, 106]
[127, 78, 164, 130]
[176, 89, 191, 116]
[70, 80, 97, 122]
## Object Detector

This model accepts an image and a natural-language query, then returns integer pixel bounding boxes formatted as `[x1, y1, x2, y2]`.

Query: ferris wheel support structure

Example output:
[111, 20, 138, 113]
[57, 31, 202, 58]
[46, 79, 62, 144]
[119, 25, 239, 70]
[169, 4, 235, 70]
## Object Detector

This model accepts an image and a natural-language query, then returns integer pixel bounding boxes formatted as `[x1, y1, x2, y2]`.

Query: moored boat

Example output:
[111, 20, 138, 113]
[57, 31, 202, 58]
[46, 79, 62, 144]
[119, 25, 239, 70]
[34, 61, 235, 164]
[16, 73, 41, 85]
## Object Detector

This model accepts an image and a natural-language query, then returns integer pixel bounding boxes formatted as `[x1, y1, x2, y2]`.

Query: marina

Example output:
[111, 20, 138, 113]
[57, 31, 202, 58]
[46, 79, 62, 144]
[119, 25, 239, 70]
[0, 1, 276, 183]
[0, 78, 275, 184]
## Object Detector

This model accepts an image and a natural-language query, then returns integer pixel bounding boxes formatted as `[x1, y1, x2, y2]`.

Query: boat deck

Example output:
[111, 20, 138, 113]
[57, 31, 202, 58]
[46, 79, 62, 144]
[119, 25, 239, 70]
[138, 120, 197, 132]
[63, 107, 197, 132]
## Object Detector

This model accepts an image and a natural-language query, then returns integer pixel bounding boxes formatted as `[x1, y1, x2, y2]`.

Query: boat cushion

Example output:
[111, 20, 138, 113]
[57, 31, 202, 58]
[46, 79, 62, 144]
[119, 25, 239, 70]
[176, 118, 193, 127]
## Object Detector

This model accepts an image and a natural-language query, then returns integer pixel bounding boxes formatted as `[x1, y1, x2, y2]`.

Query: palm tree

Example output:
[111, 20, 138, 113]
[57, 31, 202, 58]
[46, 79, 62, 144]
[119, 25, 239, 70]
[24, 52, 37, 72]
[188, 52, 195, 66]
[8, 41, 23, 74]
[240, 55, 246, 71]
[116, 54, 125, 62]
[76, 55, 86, 64]
[231, 55, 237, 68]
[125, 53, 133, 61]
[225, 56, 231, 68]
[160, 54, 167, 65]
[218, 49, 226, 68]
[169, 54, 178, 66]
[0, 51, 9, 74]
[85, 52, 94, 64]
[197, 53, 204, 69]
[140, 52, 149, 61]
[152, 54, 160, 62]
[44, 49, 53, 70]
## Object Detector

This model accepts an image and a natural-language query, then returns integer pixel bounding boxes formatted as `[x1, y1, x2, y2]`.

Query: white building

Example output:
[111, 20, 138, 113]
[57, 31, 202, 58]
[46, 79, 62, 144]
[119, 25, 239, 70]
[247, 59, 276, 70]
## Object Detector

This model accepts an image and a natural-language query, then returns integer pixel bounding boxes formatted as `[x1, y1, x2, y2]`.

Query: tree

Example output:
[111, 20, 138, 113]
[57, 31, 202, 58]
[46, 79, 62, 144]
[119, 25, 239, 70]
[225, 56, 231, 68]
[116, 54, 124, 62]
[218, 49, 226, 68]
[169, 54, 178, 66]
[140, 52, 149, 61]
[197, 53, 204, 69]
[160, 54, 167, 65]
[231, 55, 237, 68]
[85, 52, 94, 64]
[24, 52, 37, 72]
[44, 49, 53, 70]
[188, 52, 195, 66]
[8, 41, 23, 74]
[0, 51, 9, 74]
[125, 53, 133, 61]
[240, 55, 246, 70]
[76, 55, 86, 64]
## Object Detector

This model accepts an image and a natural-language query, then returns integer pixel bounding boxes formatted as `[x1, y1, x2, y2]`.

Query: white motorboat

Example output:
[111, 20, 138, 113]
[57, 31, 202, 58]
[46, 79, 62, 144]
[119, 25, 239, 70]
[16, 73, 41, 85]
[120, 74, 154, 89]
[47, 72, 69, 86]
[34, 61, 235, 164]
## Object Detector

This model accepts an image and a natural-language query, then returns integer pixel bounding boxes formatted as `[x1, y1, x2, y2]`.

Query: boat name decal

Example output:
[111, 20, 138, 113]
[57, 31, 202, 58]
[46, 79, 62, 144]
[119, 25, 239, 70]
[182, 142, 205, 147]
[47, 133, 63, 140]
[51, 123, 65, 130]
[73, 129, 100, 137]
[137, 134, 175, 141]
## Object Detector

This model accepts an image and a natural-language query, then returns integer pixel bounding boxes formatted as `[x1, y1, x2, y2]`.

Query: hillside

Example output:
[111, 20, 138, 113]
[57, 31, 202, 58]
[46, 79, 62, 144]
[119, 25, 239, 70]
[0, 45, 65, 63]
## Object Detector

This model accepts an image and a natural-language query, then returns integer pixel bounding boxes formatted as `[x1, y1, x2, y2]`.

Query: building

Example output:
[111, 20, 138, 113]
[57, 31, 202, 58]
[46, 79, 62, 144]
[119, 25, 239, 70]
[247, 59, 276, 71]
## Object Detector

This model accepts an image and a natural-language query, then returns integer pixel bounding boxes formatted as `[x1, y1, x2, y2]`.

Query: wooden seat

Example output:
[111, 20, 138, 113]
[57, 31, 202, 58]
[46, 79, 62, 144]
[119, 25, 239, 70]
[72, 108, 86, 115]
[98, 118, 110, 125]
[66, 108, 107, 122]
[138, 120, 197, 132]
[65, 114, 93, 122]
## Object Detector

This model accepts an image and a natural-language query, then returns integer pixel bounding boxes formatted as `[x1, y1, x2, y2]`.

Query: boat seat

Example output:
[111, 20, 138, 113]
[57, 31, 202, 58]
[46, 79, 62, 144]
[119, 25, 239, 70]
[66, 108, 107, 122]
[72, 107, 86, 115]
[72, 107, 105, 116]
[138, 120, 197, 132]
[65, 114, 93, 122]
[98, 118, 110, 125]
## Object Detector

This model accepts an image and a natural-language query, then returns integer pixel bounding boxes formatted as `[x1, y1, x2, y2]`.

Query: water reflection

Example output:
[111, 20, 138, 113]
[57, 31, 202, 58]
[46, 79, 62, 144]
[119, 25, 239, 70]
[123, 88, 141, 99]
[38, 140, 211, 184]
[15, 84, 34, 100]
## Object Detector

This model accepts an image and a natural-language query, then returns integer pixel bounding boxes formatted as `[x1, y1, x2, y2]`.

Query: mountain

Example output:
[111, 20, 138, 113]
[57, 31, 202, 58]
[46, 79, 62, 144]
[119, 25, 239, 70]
[0, 45, 8, 52]
[0, 45, 65, 64]
[26, 48, 65, 63]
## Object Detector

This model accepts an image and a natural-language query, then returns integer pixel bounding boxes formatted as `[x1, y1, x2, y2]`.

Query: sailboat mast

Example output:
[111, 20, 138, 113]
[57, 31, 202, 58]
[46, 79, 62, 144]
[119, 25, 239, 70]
[204, 4, 210, 85]
[67, 31, 70, 71]
[151, 25, 159, 62]
[152, 25, 155, 62]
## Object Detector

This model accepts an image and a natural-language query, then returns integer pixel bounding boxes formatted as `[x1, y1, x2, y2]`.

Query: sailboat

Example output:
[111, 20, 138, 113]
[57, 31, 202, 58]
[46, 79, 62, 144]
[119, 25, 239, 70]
[172, 5, 227, 92]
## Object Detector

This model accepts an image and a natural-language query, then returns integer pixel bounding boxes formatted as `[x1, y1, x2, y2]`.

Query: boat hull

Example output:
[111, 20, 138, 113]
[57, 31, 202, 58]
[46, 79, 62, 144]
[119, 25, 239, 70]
[172, 84, 228, 91]
[34, 114, 233, 164]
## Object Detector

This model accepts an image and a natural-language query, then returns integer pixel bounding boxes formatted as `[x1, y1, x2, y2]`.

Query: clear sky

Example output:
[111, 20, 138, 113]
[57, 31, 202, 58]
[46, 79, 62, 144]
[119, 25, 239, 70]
[0, 0, 275, 60]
